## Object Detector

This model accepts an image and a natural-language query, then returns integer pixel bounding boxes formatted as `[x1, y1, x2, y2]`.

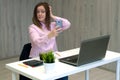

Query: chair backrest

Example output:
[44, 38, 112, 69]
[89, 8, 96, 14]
[19, 43, 31, 61]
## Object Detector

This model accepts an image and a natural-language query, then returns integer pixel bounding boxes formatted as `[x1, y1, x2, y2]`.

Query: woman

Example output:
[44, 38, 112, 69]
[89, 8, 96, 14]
[29, 2, 71, 80]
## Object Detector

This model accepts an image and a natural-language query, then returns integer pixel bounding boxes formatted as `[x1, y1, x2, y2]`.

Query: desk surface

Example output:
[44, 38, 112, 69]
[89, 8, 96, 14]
[6, 48, 120, 80]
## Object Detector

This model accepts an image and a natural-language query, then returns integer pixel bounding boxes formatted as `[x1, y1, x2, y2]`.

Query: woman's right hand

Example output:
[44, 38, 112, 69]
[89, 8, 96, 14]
[48, 27, 62, 38]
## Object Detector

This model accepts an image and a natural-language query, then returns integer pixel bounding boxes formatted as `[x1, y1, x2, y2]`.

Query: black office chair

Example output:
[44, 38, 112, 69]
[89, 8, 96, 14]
[19, 43, 31, 61]
[19, 43, 32, 80]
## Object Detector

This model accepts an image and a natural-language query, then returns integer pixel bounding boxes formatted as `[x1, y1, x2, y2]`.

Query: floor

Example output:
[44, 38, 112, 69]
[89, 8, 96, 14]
[2, 57, 115, 80]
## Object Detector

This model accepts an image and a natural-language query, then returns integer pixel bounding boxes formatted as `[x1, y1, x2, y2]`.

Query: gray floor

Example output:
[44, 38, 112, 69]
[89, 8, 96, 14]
[3, 57, 115, 80]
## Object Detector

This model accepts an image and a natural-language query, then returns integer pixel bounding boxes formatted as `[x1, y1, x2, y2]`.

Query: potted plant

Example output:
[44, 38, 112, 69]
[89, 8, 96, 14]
[40, 50, 55, 73]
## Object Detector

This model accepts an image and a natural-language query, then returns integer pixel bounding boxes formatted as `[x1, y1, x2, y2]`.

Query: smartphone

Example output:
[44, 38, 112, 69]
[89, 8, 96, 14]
[56, 20, 62, 28]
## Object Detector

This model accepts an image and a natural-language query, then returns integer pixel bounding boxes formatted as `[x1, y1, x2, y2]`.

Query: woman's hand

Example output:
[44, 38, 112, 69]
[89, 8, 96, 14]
[47, 27, 62, 38]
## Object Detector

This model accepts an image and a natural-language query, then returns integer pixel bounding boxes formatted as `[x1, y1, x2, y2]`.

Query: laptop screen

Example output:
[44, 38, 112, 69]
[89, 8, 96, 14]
[59, 35, 110, 66]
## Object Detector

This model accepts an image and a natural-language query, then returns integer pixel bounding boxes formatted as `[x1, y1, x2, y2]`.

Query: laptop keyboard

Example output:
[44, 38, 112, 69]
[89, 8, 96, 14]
[61, 55, 78, 63]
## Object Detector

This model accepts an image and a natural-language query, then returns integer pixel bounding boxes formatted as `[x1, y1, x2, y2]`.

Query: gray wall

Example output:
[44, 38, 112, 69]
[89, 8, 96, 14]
[0, 0, 120, 71]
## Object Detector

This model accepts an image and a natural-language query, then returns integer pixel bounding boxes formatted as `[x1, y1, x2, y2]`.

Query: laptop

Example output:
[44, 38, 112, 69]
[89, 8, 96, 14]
[59, 35, 110, 66]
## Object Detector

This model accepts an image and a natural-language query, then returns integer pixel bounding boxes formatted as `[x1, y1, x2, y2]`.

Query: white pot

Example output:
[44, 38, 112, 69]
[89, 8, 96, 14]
[44, 63, 55, 73]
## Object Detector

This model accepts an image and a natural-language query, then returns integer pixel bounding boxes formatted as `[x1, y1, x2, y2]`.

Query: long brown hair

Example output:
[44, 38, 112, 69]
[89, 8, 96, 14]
[32, 2, 51, 30]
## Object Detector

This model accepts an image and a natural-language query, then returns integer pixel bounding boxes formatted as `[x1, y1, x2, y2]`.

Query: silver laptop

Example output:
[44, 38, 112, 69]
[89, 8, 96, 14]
[59, 35, 110, 66]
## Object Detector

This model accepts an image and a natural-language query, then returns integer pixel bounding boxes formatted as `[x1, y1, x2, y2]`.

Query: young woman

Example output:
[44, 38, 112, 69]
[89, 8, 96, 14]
[28, 2, 71, 80]
[29, 2, 70, 58]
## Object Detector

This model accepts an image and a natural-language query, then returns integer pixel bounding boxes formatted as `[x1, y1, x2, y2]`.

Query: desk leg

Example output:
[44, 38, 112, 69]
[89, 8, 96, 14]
[12, 72, 17, 80]
[116, 60, 120, 80]
[85, 70, 89, 80]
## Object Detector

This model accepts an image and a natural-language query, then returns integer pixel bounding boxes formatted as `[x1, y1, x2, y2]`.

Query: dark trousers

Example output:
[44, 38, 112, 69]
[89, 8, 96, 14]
[19, 75, 31, 80]
[56, 76, 68, 80]
[20, 75, 68, 80]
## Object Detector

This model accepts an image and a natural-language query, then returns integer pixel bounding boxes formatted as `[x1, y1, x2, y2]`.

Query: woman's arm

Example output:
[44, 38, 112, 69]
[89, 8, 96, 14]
[50, 6, 71, 30]
[29, 25, 49, 48]
[29, 25, 60, 47]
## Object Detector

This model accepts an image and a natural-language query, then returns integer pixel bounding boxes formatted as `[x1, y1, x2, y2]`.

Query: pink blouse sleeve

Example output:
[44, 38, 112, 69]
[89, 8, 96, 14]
[29, 25, 49, 48]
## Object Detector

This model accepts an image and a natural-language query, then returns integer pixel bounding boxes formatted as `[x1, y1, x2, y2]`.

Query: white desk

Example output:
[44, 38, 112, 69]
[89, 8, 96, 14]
[6, 48, 120, 80]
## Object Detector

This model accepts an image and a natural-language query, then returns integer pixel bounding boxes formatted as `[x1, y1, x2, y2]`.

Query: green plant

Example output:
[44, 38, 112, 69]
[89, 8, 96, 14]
[40, 51, 55, 63]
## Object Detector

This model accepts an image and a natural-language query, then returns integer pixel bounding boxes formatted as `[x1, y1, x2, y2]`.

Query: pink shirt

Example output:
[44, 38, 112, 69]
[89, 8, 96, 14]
[29, 17, 71, 58]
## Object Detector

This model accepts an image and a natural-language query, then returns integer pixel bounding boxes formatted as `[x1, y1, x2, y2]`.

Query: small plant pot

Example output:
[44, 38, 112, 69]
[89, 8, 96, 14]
[44, 63, 55, 73]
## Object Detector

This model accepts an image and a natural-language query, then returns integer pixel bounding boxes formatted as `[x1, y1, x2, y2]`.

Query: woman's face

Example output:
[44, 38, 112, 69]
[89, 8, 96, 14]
[37, 5, 46, 22]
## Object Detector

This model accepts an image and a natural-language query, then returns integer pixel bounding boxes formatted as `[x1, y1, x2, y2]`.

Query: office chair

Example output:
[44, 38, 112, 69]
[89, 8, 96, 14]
[19, 43, 32, 80]
[19, 43, 31, 61]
